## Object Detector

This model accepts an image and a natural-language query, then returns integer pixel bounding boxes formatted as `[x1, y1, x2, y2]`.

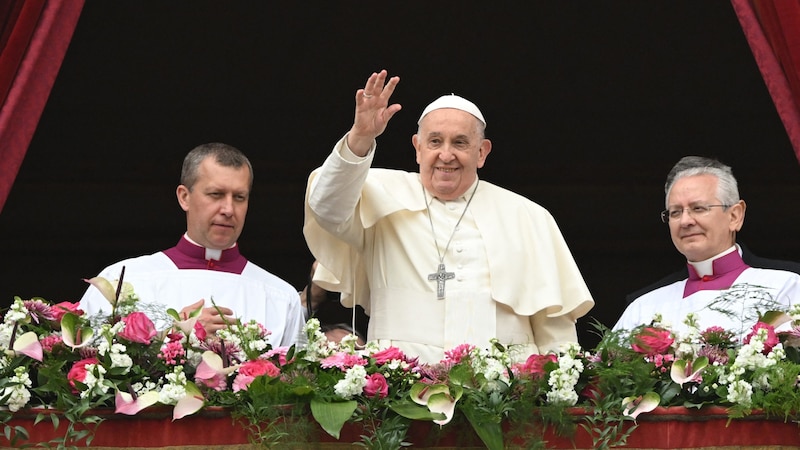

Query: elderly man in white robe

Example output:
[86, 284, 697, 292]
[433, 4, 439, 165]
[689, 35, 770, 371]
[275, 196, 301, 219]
[303, 70, 594, 363]
[614, 156, 800, 339]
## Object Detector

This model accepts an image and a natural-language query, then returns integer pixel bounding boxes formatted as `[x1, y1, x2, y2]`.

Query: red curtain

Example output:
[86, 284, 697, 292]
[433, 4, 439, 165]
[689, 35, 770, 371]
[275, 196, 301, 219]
[0, 0, 83, 213]
[732, 0, 800, 165]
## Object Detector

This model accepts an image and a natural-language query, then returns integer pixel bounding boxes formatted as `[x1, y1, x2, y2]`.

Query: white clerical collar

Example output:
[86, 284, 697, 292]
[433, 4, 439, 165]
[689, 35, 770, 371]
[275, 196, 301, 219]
[424, 178, 480, 206]
[687, 244, 739, 277]
[182, 233, 236, 261]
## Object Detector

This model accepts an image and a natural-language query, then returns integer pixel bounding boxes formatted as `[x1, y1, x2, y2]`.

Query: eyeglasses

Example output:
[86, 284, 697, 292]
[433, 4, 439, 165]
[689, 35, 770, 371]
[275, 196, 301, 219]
[660, 204, 730, 223]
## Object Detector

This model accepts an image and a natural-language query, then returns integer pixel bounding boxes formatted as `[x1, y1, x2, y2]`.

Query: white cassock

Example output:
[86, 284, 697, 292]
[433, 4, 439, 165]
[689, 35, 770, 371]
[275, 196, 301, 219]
[79, 241, 306, 348]
[304, 135, 595, 363]
[614, 267, 800, 340]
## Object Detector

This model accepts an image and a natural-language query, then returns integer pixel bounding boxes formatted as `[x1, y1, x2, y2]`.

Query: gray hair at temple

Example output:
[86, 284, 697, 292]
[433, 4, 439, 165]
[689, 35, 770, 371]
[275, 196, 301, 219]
[664, 156, 740, 208]
[181, 142, 254, 190]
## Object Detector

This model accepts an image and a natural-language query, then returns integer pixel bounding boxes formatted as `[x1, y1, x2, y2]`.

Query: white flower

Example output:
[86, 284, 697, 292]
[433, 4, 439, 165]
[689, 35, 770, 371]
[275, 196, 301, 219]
[159, 367, 189, 404]
[3, 299, 28, 325]
[2, 366, 32, 412]
[545, 343, 583, 407]
[0, 323, 14, 349]
[334, 365, 367, 399]
[80, 364, 110, 399]
[726, 379, 753, 407]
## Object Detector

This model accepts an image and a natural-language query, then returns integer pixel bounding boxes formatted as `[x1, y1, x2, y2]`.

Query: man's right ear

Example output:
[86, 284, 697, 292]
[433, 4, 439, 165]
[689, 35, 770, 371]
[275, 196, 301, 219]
[176, 185, 190, 211]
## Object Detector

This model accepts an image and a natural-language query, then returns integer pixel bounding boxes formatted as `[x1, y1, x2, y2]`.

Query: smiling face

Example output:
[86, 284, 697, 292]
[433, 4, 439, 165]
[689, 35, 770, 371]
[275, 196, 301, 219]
[667, 174, 744, 262]
[412, 108, 491, 201]
[176, 157, 251, 250]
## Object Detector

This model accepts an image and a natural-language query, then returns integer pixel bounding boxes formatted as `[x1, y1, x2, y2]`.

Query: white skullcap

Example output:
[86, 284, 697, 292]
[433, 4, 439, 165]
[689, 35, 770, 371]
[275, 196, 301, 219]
[417, 94, 486, 126]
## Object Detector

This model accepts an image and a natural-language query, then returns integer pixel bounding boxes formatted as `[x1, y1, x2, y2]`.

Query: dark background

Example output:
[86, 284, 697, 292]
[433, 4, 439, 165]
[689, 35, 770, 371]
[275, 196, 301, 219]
[1, 2, 799, 349]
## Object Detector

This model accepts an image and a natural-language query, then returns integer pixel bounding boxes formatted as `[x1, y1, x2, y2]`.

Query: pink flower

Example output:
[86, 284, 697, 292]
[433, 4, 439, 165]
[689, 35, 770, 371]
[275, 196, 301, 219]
[512, 353, 557, 378]
[40, 334, 64, 353]
[265, 346, 293, 366]
[67, 357, 99, 393]
[744, 322, 779, 354]
[158, 340, 186, 366]
[320, 352, 367, 370]
[232, 359, 280, 392]
[632, 327, 674, 356]
[118, 312, 157, 344]
[444, 344, 474, 364]
[23, 299, 55, 324]
[193, 320, 207, 341]
[363, 373, 389, 398]
[51, 301, 84, 322]
[372, 347, 405, 365]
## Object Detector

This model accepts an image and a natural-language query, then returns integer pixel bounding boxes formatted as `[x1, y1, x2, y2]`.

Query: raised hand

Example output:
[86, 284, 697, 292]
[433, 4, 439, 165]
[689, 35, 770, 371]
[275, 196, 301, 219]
[347, 69, 402, 156]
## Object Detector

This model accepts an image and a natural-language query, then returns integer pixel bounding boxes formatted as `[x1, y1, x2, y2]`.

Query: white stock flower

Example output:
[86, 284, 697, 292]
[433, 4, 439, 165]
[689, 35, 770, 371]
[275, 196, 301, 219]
[80, 364, 110, 399]
[0, 323, 14, 349]
[159, 367, 189, 404]
[334, 365, 367, 399]
[4, 300, 27, 325]
[3, 366, 32, 412]
[726, 379, 753, 407]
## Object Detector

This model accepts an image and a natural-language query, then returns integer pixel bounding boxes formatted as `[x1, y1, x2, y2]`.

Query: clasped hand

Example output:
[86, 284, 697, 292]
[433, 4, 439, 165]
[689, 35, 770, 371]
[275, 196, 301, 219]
[179, 298, 235, 334]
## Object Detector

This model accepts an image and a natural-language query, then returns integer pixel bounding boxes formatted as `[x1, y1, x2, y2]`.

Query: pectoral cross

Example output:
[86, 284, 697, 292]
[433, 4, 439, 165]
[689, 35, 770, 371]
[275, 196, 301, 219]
[428, 263, 455, 299]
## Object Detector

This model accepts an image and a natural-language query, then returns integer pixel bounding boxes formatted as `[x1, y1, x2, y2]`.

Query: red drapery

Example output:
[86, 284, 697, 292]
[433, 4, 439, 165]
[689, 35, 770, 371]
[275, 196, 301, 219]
[732, 0, 800, 165]
[0, 0, 83, 213]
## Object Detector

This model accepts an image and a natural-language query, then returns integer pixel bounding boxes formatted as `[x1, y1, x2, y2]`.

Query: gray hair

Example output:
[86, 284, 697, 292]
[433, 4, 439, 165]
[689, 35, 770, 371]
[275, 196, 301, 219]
[181, 143, 253, 190]
[664, 156, 740, 208]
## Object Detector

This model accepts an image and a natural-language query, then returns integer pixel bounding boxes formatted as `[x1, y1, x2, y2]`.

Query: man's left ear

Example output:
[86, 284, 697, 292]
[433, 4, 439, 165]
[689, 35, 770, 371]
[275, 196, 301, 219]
[477, 139, 492, 169]
[730, 200, 746, 232]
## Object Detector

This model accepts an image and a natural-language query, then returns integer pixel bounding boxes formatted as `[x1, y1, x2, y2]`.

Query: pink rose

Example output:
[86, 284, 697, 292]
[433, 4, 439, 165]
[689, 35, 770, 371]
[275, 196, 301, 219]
[193, 320, 207, 341]
[363, 373, 389, 398]
[632, 327, 674, 356]
[67, 357, 99, 393]
[372, 347, 405, 365]
[118, 312, 157, 344]
[52, 301, 83, 322]
[513, 353, 557, 378]
[232, 359, 280, 392]
[744, 322, 779, 354]
[239, 359, 280, 378]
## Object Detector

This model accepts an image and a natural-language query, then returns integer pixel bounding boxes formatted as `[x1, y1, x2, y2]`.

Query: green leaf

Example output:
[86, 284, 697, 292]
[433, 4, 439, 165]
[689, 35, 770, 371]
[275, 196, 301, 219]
[390, 399, 446, 421]
[309, 398, 357, 439]
[461, 404, 505, 450]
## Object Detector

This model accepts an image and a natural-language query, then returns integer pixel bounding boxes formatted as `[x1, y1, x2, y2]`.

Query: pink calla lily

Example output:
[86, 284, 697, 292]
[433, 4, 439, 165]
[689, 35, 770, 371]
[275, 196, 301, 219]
[195, 351, 239, 390]
[10, 331, 43, 361]
[670, 356, 709, 386]
[622, 392, 660, 419]
[84, 277, 119, 306]
[171, 315, 199, 336]
[173, 382, 205, 420]
[115, 390, 160, 415]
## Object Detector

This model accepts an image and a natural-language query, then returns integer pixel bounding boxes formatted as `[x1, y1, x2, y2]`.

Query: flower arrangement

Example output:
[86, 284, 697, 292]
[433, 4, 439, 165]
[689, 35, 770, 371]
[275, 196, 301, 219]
[2, 280, 800, 449]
